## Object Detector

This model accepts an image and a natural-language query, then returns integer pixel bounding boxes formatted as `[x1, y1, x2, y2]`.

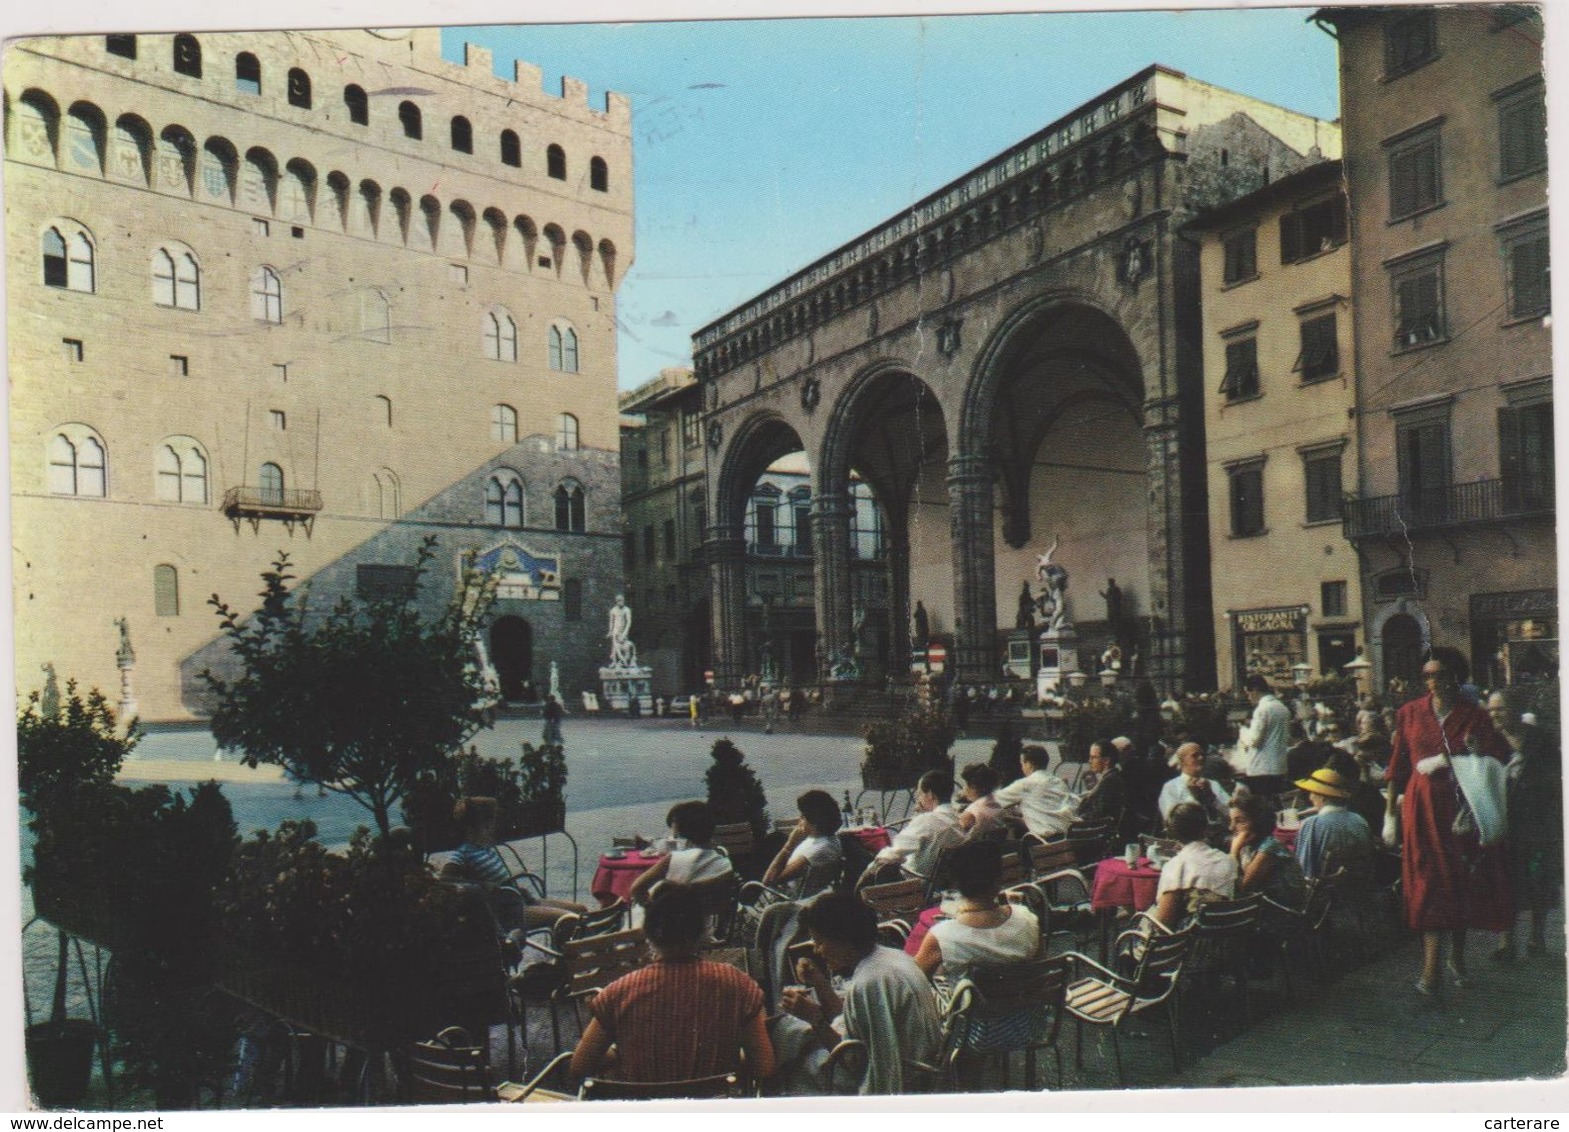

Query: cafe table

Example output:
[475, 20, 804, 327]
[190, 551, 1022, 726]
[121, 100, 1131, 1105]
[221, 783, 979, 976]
[842, 825, 893, 855]
[1272, 825, 1300, 854]
[1089, 854, 1163, 959]
[902, 905, 947, 957]
[590, 848, 664, 906]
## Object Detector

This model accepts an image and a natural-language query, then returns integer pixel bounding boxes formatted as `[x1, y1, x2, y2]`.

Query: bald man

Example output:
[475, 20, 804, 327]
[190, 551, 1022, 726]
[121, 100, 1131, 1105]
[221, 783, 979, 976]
[1157, 741, 1232, 824]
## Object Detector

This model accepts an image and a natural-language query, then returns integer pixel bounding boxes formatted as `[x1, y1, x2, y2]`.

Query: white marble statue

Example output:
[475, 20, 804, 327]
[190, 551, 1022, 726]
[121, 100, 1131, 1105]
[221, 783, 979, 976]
[607, 593, 637, 668]
[1034, 536, 1070, 633]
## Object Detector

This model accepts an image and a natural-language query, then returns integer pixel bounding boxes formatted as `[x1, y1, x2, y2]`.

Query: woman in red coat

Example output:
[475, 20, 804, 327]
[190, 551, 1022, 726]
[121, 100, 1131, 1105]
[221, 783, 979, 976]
[1386, 656, 1512, 995]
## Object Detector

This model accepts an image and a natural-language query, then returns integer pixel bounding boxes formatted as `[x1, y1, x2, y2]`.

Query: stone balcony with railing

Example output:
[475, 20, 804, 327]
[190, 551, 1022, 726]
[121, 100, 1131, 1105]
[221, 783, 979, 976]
[222, 485, 325, 533]
[1341, 476, 1554, 541]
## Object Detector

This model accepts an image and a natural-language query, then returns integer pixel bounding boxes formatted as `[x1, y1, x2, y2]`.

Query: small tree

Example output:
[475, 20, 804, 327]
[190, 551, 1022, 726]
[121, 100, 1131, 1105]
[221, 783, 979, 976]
[705, 738, 769, 840]
[203, 537, 497, 838]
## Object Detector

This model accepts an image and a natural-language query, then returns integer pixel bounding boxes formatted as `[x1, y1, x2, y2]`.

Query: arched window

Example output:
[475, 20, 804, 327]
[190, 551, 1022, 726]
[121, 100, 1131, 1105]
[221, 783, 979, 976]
[375, 395, 392, 427]
[47, 427, 107, 497]
[287, 68, 311, 109]
[157, 126, 195, 194]
[450, 116, 473, 154]
[258, 462, 284, 506]
[251, 266, 282, 323]
[484, 311, 517, 361]
[155, 437, 208, 504]
[344, 85, 369, 126]
[243, 149, 278, 213]
[42, 225, 94, 292]
[14, 93, 59, 168]
[548, 325, 580, 373]
[281, 160, 314, 222]
[106, 35, 137, 59]
[112, 116, 152, 184]
[153, 247, 200, 309]
[200, 138, 236, 203]
[154, 564, 180, 617]
[371, 468, 400, 519]
[500, 129, 520, 167]
[173, 34, 202, 78]
[590, 156, 608, 192]
[235, 52, 261, 95]
[546, 144, 566, 180]
[486, 471, 524, 528]
[152, 246, 200, 309]
[557, 413, 580, 451]
[492, 404, 518, 443]
[554, 483, 585, 532]
[398, 101, 422, 140]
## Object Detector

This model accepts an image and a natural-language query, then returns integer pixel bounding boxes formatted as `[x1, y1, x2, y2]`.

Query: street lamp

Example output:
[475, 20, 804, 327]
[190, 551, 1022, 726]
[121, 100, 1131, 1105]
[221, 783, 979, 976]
[1342, 648, 1373, 694]
[1291, 660, 1313, 689]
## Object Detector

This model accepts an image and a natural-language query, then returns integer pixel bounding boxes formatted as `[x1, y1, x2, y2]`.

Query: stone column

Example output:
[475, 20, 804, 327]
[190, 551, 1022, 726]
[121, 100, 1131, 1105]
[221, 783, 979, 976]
[885, 526, 912, 674]
[947, 454, 997, 684]
[810, 492, 854, 678]
[1142, 401, 1185, 694]
[706, 528, 747, 689]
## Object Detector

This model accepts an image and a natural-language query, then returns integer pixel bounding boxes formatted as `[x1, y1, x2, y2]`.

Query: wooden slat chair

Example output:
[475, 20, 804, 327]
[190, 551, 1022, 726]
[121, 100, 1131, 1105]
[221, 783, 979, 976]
[858, 877, 927, 946]
[403, 1027, 494, 1104]
[822, 1039, 943, 1096]
[553, 927, 648, 1052]
[1026, 841, 1096, 950]
[998, 850, 1028, 891]
[712, 822, 758, 861]
[1170, 893, 1265, 1032]
[941, 955, 1070, 1091]
[512, 901, 630, 1053]
[581, 1072, 745, 1101]
[1061, 926, 1194, 1085]
[902, 844, 961, 904]
[1260, 869, 1340, 999]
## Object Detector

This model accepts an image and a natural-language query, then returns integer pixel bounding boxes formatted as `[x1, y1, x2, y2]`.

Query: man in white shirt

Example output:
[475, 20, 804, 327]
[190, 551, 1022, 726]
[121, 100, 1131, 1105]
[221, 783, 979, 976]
[1150, 802, 1239, 928]
[1235, 674, 1292, 796]
[1157, 741, 1232, 825]
[992, 745, 1078, 839]
[864, 768, 965, 884]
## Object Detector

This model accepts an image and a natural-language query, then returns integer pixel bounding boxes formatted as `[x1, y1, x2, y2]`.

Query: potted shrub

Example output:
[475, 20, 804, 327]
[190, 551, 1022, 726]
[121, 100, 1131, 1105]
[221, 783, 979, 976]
[862, 701, 955, 790]
[705, 738, 769, 840]
[516, 742, 568, 838]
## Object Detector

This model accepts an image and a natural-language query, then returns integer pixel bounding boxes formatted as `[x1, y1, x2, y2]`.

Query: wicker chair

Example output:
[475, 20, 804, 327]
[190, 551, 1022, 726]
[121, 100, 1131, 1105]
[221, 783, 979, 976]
[942, 956, 1070, 1090]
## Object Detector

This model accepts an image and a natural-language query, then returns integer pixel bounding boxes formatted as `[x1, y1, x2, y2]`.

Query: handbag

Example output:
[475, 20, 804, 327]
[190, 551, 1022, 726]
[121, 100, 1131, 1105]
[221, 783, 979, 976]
[1438, 725, 1509, 849]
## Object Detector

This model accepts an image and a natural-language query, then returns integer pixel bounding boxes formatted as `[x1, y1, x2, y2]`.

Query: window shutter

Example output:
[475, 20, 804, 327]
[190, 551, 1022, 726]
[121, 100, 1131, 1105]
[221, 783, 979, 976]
[1498, 406, 1523, 507]
[1279, 214, 1300, 265]
[1512, 236, 1550, 317]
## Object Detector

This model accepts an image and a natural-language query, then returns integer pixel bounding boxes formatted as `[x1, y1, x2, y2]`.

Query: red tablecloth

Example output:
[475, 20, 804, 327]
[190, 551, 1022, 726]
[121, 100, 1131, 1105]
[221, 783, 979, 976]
[1089, 856, 1162, 914]
[590, 852, 660, 906]
[902, 905, 944, 956]
[843, 826, 892, 854]
[1273, 826, 1299, 854]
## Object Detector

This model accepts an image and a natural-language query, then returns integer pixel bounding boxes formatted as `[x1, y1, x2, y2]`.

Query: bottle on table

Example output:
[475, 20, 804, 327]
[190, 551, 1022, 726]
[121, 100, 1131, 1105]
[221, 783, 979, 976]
[842, 791, 857, 829]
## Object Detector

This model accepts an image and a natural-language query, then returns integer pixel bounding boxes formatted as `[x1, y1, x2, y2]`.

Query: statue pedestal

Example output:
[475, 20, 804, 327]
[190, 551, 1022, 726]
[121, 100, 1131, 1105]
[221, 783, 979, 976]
[1034, 624, 1081, 702]
[599, 665, 653, 712]
[1005, 630, 1035, 680]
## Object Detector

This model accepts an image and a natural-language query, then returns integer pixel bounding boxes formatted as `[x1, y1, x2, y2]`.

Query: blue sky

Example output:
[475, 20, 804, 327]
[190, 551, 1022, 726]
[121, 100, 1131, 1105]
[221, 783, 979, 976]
[459, 10, 1344, 387]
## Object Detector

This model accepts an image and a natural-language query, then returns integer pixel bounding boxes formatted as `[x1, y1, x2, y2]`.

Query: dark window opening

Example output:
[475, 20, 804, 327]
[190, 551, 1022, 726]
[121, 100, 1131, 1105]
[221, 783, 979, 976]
[235, 52, 261, 96]
[500, 129, 521, 167]
[1384, 10, 1437, 77]
[1396, 415, 1452, 519]
[1499, 402, 1555, 512]
[344, 85, 368, 126]
[1279, 194, 1347, 263]
[1505, 231, 1550, 320]
[1499, 85, 1547, 180]
[590, 156, 608, 191]
[399, 101, 422, 140]
[546, 144, 566, 180]
[1223, 230, 1257, 284]
[1393, 263, 1445, 349]
[1221, 337, 1260, 401]
[1294, 314, 1339, 382]
[663, 519, 676, 560]
[1228, 464, 1265, 537]
[287, 68, 312, 109]
[356, 564, 418, 601]
[106, 35, 136, 59]
[1303, 451, 1343, 524]
[564, 578, 583, 622]
[450, 115, 473, 154]
[173, 34, 202, 78]
[1321, 581, 1348, 618]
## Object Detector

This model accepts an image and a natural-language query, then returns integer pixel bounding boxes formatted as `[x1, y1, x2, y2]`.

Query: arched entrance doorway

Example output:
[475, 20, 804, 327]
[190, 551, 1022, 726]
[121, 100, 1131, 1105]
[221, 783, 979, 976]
[1382, 613, 1424, 689]
[490, 615, 534, 701]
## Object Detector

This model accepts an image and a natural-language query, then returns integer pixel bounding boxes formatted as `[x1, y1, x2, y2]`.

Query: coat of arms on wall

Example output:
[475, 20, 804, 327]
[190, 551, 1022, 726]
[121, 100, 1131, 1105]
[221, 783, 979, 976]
[470, 541, 561, 600]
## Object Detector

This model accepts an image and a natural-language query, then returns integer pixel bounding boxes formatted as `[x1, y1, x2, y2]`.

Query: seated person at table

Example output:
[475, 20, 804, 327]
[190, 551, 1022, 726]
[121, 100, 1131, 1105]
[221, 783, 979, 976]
[957, 763, 1011, 841]
[571, 884, 775, 1085]
[864, 769, 964, 884]
[1148, 803, 1238, 931]
[1326, 749, 1387, 837]
[1077, 737, 1127, 824]
[1157, 742, 1233, 825]
[628, 800, 735, 906]
[912, 840, 1039, 980]
[439, 796, 586, 932]
[762, 790, 844, 897]
[1292, 765, 1373, 881]
[1227, 793, 1304, 908]
[992, 745, 1078, 840]
[771, 891, 942, 1095]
